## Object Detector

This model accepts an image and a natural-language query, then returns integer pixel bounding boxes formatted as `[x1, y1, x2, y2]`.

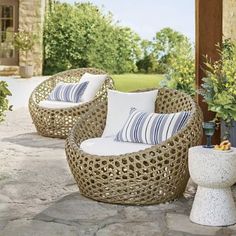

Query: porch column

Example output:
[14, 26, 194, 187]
[195, 0, 223, 143]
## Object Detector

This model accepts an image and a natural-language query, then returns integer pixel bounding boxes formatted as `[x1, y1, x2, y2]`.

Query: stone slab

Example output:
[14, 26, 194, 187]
[166, 213, 220, 236]
[96, 222, 162, 236]
[37, 193, 118, 221]
[1, 219, 79, 236]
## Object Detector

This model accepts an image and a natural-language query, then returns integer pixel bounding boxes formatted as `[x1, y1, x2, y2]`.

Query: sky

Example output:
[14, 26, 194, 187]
[60, 0, 195, 42]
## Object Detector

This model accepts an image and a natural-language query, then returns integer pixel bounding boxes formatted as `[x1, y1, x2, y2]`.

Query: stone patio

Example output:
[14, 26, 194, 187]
[1, 77, 236, 235]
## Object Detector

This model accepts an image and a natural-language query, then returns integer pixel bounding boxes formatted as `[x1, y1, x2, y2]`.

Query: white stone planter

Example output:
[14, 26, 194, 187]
[189, 146, 236, 226]
[19, 65, 34, 79]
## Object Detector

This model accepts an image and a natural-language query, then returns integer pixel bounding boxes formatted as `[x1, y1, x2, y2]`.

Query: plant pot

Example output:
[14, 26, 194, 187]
[221, 121, 236, 147]
[19, 65, 34, 78]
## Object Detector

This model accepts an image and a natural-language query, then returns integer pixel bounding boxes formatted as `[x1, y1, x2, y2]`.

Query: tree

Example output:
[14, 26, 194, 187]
[154, 27, 190, 73]
[43, 2, 141, 75]
[136, 40, 160, 73]
[136, 53, 159, 73]
[160, 38, 195, 95]
[140, 40, 153, 57]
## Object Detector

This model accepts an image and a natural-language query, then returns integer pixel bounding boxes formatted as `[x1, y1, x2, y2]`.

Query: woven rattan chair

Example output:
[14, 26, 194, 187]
[29, 68, 114, 138]
[65, 88, 203, 205]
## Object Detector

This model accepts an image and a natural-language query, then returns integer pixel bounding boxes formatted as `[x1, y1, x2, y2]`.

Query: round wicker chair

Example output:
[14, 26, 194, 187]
[29, 68, 114, 138]
[65, 88, 203, 205]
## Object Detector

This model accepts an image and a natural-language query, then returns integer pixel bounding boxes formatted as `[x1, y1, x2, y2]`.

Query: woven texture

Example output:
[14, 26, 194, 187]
[29, 68, 114, 138]
[65, 88, 203, 205]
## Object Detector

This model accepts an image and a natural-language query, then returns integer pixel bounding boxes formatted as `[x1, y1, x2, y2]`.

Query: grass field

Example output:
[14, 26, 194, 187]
[112, 74, 164, 92]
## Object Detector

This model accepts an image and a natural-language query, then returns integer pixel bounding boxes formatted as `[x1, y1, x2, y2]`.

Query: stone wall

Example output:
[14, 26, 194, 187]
[19, 0, 46, 75]
[223, 0, 236, 40]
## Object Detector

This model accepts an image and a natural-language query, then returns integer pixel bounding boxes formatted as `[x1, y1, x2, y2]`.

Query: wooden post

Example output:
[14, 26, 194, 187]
[195, 0, 223, 144]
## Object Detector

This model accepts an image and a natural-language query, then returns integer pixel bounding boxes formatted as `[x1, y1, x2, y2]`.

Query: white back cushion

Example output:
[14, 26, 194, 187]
[102, 89, 158, 137]
[79, 72, 107, 102]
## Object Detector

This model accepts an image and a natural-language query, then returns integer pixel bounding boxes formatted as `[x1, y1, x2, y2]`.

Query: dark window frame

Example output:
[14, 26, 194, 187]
[0, 0, 19, 66]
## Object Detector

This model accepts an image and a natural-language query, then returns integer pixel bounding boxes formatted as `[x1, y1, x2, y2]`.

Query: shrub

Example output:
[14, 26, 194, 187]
[43, 2, 141, 75]
[160, 38, 195, 96]
[136, 53, 159, 73]
[0, 81, 11, 122]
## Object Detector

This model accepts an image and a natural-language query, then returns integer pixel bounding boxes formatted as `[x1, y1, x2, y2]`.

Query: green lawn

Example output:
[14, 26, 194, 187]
[112, 74, 164, 92]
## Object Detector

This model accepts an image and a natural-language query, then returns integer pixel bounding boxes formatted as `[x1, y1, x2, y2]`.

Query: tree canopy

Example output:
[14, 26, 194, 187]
[153, 27, 192, 73]
[43, 3, 194, 78]
[44, 2, 141, 75]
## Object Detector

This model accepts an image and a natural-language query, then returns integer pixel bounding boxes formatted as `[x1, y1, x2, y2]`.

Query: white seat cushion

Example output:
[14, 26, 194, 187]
[80, 137, 152, 156]
[102, 89, 158, 138]
[38, 100, 85, 109]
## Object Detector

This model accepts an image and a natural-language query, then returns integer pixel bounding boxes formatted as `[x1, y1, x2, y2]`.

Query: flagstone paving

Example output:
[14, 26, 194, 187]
[1, 108, 236, 235]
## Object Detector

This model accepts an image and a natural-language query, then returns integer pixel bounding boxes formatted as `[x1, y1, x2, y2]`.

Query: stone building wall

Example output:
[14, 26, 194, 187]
[223, 0, 236, 40]
[19, 0, 46, 75]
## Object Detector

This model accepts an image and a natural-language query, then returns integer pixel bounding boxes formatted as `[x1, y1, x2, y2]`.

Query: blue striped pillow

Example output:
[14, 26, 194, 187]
[115, 108, 190, 145]
[48, 81, 89, 103]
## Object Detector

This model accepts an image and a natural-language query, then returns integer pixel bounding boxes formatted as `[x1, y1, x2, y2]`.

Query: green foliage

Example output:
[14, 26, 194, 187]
[154, 27, 189, 73]
[113, 73, 163, 92]
[200, 39, 236, 126]
[13, 30, 38, 62]
[160, 37, 195, 95]
[136, 28, 194, 78]
[136, 53, 159, 73]
[48, 0, 56, 12]
[0, 81, 11, 122]
[136, 40, 158, 73]
[43, 3, 194, 78]
[43, 2, 141, 75]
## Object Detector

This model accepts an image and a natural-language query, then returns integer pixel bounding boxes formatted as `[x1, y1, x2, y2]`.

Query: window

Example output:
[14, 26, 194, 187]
[0, 0, 18, 65]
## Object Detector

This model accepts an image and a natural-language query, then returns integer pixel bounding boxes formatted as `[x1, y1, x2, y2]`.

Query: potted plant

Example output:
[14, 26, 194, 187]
[200, 39, 236, 146]
[13, 30, 38, 78]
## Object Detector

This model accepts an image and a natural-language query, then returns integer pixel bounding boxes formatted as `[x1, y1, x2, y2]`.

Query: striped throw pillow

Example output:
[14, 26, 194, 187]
[115, 108, 190, 145]
[48, 81, 89, 103]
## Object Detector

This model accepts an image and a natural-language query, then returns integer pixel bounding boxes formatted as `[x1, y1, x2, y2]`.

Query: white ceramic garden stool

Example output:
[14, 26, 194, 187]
[189, 146, 236, 226]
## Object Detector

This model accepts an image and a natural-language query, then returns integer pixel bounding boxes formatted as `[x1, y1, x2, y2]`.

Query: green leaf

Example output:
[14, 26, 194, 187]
[0, 81, 11, 122]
